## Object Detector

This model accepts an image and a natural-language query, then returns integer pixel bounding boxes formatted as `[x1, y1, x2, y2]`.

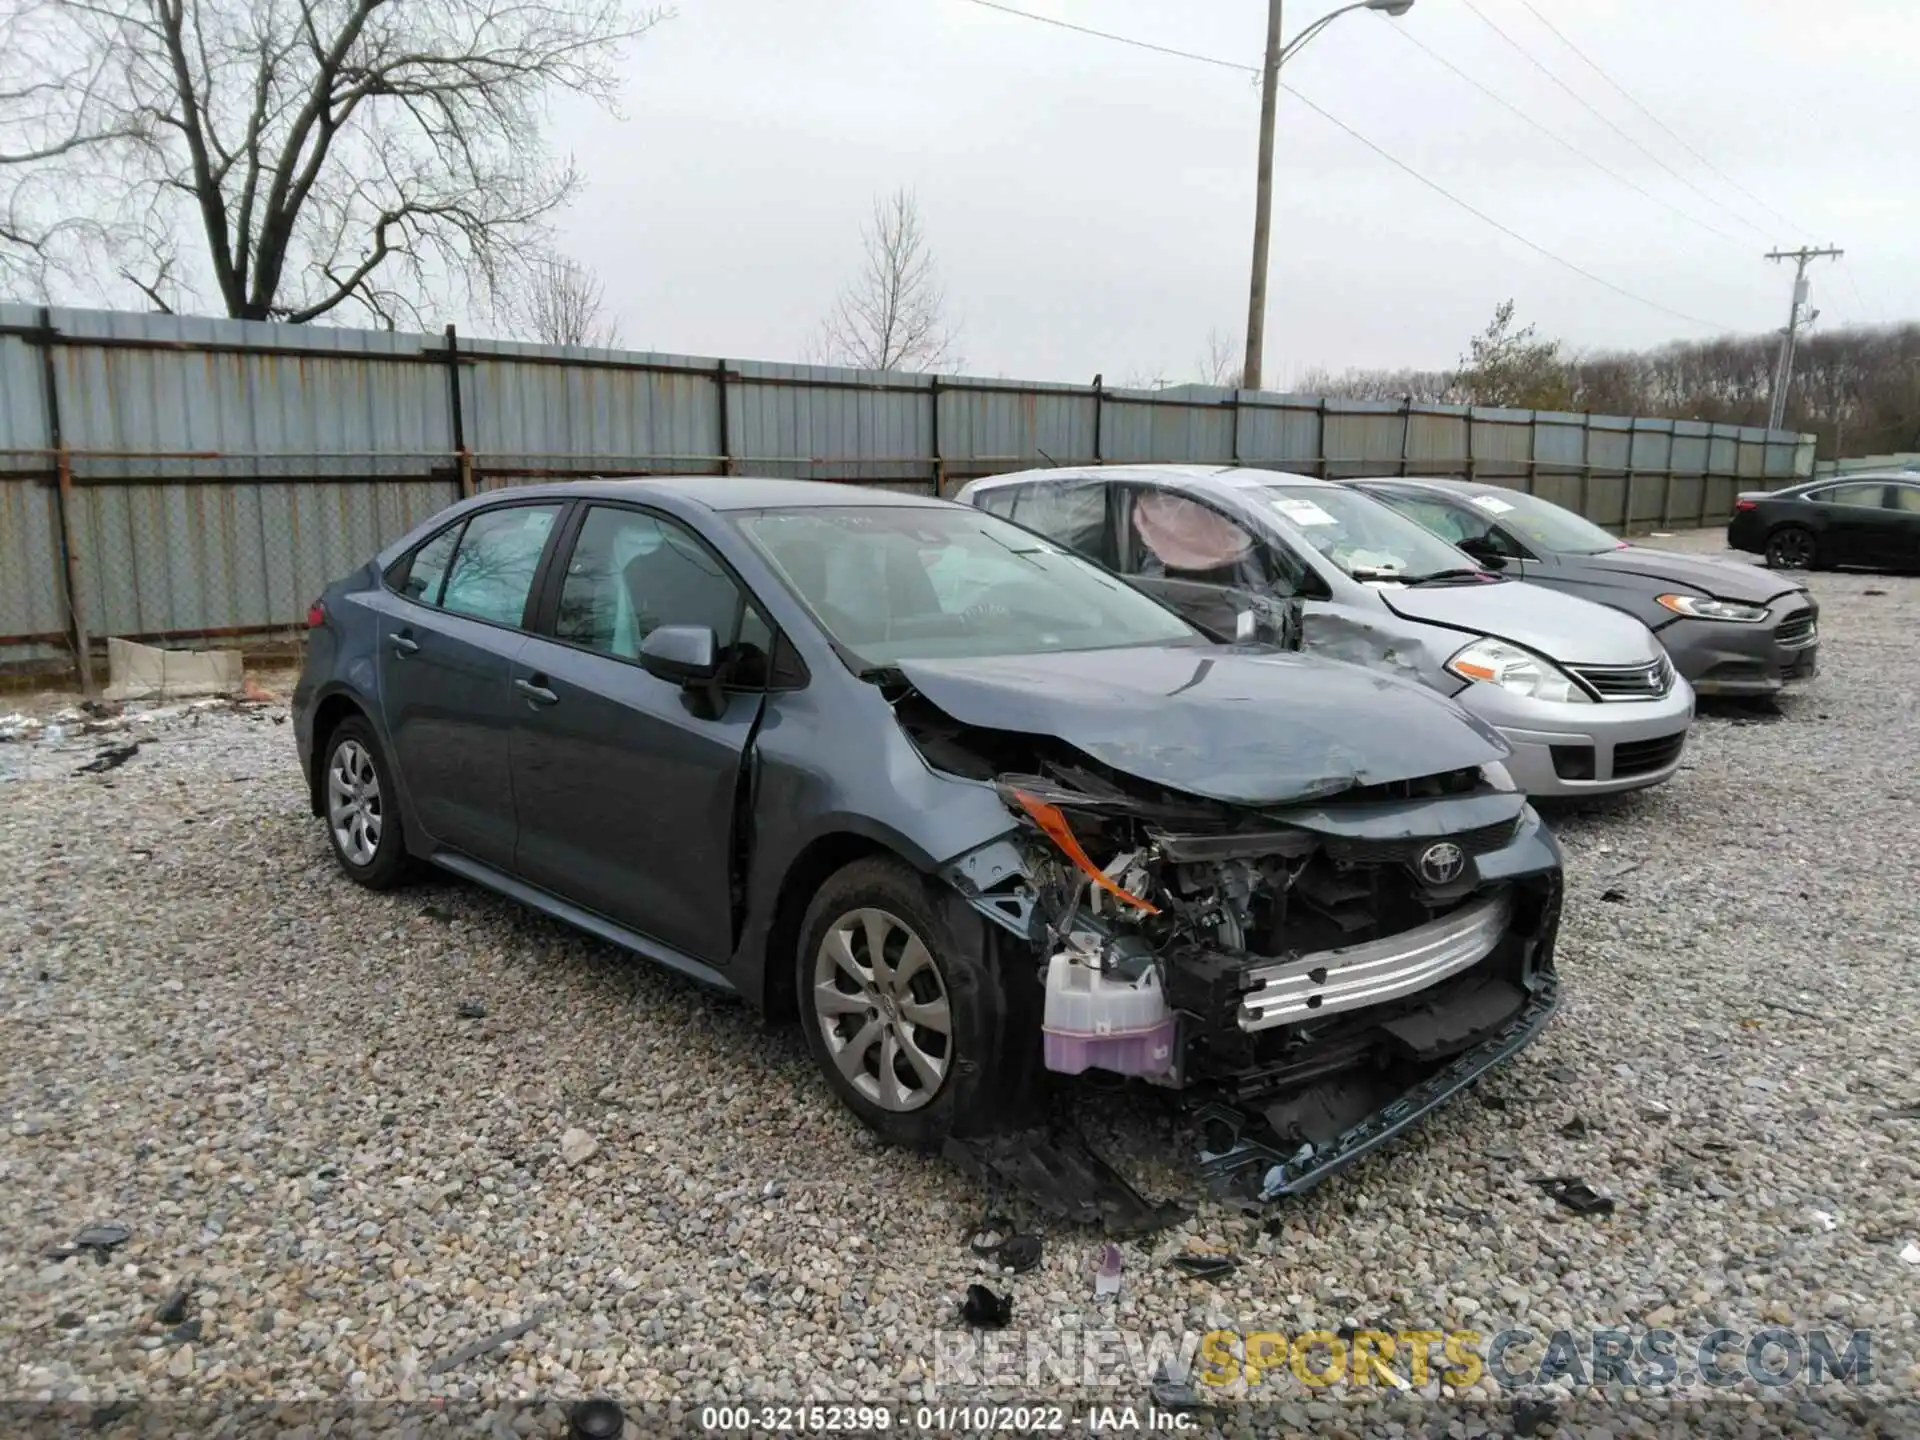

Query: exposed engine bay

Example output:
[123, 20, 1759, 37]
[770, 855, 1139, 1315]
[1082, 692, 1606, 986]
[897, 686, 1564, 1211]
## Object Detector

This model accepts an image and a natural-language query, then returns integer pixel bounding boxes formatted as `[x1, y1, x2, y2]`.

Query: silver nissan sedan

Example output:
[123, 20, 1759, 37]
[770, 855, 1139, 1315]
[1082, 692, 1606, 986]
[959, 465, 1695, 798]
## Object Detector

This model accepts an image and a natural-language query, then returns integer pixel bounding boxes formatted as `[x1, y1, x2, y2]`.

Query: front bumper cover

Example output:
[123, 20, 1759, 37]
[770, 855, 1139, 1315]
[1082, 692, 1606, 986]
[1198, 968, 1561, 1203]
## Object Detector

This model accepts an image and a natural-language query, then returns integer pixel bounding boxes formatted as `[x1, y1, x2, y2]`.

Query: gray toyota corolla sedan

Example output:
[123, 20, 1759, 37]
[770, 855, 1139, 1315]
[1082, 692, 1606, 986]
[1350, 477, 1820, 696]
[960, 466, 1695, 798]
[293, 477, 1563, 1209]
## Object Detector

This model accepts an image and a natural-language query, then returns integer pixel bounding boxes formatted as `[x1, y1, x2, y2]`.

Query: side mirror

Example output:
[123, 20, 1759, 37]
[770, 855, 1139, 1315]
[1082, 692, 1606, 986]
[1457, 536, 1508, 569]
[1234, 596, 1306, 651]
[639, 624, 720, 685]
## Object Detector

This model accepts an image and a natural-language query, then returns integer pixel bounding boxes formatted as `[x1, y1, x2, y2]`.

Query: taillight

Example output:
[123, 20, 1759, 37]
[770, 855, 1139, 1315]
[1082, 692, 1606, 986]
[1734, 498, 1758, 512]
[307, 600, 327, 628]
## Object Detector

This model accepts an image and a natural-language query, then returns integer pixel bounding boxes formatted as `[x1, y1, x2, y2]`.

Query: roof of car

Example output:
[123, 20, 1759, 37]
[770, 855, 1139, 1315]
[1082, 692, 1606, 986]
[468, 475, 949, 512]
[964, 464, 1329, 493]
[1345, 476, 1480, 494]
[1807, 471, 1920, 486]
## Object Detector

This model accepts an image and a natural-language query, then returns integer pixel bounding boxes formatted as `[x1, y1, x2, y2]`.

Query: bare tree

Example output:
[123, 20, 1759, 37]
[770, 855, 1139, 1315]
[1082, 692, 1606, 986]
[815, 188, 959, 372]
[1195, 328, 1243, 389]
[0, 0, 669, 323]
[515, 254, 622, 348]
[1296, 365, 1453, 403]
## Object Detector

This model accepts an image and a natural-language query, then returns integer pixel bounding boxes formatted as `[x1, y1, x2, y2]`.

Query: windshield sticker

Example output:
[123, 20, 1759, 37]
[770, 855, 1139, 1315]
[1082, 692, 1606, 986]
[1470, 494, 1516, 514]
[1272, 497, 1338, 527]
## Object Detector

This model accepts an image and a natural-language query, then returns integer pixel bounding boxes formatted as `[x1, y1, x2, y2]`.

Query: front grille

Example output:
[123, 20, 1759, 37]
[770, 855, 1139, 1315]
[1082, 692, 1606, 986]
[1571, 653, 1674, 702]
[1612, 732, 1686, 777]
[1320, 816, 1520, 866]
[1776, 610, 1817, 646]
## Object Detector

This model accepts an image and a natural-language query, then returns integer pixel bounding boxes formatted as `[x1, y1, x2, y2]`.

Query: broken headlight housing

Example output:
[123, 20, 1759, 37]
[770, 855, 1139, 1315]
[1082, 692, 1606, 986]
[1445, 637, 1590, 704]
[1654, 593, 1769, 623]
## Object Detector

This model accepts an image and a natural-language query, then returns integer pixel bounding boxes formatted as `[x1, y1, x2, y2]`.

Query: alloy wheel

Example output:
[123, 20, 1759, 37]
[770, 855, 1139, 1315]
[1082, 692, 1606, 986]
[811, 908, 952, 1112]
[326, 738, 384, 867]
[1767, 528, 1815, 569]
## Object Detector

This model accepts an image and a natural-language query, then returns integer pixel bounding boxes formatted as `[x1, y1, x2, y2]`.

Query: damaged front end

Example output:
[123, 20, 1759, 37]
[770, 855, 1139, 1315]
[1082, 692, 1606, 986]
[914, 692, 1563, 1210]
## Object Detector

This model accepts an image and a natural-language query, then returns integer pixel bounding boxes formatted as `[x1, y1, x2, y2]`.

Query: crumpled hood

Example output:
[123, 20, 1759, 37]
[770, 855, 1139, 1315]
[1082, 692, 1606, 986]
[894, 644, 1510, 806]
[1380, 578, 1660, 666]
[1563, 546, 1804, 604]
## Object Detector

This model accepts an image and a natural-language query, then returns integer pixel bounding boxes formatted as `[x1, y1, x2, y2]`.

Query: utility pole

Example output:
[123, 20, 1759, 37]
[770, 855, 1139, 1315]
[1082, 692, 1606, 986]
[1241, 1, 1414, 393]
[1242, 0, 1285, 395]
[1764, 246, 1842, 432]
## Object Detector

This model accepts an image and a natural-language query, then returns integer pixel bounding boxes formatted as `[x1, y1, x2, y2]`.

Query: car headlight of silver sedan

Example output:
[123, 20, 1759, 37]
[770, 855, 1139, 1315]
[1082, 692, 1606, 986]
[1444, 637, 1591, 704]
[1655, 593, 1770, 622]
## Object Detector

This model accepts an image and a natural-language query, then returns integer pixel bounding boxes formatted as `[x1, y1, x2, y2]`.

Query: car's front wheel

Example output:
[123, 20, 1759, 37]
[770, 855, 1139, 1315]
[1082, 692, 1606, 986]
[797, 856, 1031, 1149]
[321, 716, 411, 889]
[1765, 524, 1819, 570]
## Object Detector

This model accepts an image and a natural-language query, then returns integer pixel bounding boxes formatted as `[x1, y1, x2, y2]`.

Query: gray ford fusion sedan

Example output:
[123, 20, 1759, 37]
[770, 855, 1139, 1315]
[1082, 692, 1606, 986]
[959, 465, 1695, 798]
[293, 477, 1563, 1209]
[1348, 476, 1820, 697]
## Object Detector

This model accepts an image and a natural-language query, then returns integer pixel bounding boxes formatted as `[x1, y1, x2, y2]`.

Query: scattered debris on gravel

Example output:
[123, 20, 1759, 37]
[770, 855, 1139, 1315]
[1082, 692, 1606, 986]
[3, 558, 1917, 1427]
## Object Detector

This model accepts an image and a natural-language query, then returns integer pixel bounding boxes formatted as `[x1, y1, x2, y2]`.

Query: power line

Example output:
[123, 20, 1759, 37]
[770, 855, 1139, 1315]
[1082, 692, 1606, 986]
[1281, 84, 1736, 332]
[1512, 0, 1810, 238]
[1386, 25, 1747, 247]
[943, 0, 1740, 333]
[1458, 0, 1773, 241]
[1841, 259, 1878, 327]
[951, 0, 1256, 75]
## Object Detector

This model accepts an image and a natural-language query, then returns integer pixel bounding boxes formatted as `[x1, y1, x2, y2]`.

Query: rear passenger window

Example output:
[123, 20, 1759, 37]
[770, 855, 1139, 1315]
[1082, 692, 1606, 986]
[1814, 483, 1885, 509]
[973, 487, 1019, 519]
[1010, 483, 1114, 566]
[440, 504, 562, 626]
[390, 522, 463, 606]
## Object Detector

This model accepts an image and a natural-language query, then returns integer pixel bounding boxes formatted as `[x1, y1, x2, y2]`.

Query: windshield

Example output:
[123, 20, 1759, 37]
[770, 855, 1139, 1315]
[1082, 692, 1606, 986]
[1448, 486, 1623, 554]
[1258, 485, 1482, 583]
[735, 505, 1200, 666]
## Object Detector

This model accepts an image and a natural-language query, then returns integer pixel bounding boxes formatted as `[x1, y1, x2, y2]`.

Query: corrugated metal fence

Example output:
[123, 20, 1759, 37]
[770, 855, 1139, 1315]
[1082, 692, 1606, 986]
[0, 302, 1817, 686]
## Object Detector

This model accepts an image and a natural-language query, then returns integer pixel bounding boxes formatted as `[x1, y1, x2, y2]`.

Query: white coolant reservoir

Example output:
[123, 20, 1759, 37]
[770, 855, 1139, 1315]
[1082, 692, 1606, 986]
[1042, 948, 1176, 1079]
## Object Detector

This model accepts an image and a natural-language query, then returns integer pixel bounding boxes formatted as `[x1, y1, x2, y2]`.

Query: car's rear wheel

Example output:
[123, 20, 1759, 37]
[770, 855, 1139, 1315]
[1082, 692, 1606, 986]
[797, 856, 1027, 1149]
[322, 717, 411, 889]
[1765, 524, 1818, 570]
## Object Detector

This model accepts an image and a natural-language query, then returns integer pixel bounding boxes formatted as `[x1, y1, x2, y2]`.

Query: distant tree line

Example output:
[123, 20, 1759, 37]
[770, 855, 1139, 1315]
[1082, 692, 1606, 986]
[1291, 302, 1920, 457]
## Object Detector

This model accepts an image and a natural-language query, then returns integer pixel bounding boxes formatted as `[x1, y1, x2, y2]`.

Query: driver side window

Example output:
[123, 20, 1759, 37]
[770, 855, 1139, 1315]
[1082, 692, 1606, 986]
[1120, 487, 1312, 595]
[553, 505, 775, 688]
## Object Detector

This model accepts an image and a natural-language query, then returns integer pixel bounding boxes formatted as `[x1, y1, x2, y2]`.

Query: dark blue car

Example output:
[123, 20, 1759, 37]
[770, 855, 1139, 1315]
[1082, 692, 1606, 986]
[293, 478, 1564, 1209]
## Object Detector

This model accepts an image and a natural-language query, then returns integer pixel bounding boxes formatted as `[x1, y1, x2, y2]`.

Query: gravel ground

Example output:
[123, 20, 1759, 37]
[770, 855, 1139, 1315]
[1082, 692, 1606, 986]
[3, 543, 1918, 1436]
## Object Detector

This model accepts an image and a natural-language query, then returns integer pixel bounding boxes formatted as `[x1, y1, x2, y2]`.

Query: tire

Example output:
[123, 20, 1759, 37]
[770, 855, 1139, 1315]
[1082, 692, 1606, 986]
[1765, 524, 1819, 570]
[320, 716, 412, 890]
[796, 855, 1035, 1149]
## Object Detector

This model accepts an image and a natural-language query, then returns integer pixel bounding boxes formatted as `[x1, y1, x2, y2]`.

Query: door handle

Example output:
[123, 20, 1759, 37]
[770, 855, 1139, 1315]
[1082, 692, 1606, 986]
[390, 633, 419, 657]
[515, 678, 559, 707]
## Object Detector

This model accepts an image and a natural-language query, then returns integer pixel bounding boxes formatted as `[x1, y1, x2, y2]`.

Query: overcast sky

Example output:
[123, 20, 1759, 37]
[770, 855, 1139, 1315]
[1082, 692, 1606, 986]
[551, 0, 1916, 385]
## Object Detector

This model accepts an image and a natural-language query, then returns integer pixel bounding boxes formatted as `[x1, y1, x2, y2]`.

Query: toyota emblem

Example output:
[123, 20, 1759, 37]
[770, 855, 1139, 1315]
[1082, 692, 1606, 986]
[1417, 841, 1467, 886]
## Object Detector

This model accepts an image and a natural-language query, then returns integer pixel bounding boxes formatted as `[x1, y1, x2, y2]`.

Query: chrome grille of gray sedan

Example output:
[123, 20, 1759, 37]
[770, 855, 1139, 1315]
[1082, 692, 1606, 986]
[1570, 653, 1674, 701]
